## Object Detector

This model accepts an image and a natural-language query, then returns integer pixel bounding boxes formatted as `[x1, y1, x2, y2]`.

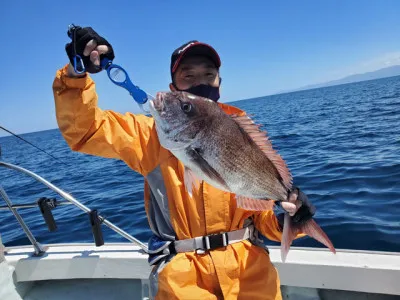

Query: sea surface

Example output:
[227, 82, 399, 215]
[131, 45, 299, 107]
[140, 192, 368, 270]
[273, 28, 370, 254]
[0, 76, 399, 252]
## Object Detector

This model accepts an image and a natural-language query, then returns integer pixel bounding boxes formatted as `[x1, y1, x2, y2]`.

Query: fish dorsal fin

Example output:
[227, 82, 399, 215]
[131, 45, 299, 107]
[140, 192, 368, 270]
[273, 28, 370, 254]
[231, 114, 292, 190]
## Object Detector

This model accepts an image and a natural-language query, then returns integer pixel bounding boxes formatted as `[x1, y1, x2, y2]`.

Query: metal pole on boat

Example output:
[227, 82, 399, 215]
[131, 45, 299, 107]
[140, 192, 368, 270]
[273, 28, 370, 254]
[0, 186, 46, 256]
[0, 235, 5, 262]
[0, 201, 71, 210]
[0, 161, 148, 252]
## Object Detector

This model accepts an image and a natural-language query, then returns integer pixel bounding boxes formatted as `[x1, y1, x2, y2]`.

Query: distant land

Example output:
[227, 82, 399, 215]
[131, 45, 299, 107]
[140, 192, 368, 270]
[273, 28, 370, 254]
[287, 65, 400, 93]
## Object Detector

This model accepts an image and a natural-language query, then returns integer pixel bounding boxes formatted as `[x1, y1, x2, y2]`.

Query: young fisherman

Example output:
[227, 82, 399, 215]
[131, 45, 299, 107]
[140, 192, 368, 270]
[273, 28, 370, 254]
[52, 26, 315, 299]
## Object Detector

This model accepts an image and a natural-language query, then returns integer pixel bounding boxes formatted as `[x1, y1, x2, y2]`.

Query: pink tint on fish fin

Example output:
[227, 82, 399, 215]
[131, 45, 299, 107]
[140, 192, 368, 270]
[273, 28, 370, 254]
[281, 214, 300, 262]
[281, 216, 336, 263]
[231, 114, 292, 190]
[301, 219, 336, 254]
[236, 195, 275, 211]
[184, 167, 200, 198]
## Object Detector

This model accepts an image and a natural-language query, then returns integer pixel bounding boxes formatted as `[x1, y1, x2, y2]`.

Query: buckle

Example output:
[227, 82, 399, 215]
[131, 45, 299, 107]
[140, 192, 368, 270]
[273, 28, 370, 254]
[203, 232, 229, 251]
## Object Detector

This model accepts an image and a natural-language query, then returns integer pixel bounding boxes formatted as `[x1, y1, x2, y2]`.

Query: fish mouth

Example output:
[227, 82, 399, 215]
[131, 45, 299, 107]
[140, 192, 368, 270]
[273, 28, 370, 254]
[150, 92, 165, 113]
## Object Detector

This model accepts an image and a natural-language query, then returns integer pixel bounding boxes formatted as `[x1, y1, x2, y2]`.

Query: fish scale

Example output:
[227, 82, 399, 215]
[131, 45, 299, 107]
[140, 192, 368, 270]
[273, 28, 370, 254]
[213, 133, 287, 200]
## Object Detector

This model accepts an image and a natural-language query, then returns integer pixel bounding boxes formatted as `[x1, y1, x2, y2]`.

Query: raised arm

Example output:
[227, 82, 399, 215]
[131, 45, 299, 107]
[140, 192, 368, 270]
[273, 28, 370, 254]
[52, 26, 161, 176]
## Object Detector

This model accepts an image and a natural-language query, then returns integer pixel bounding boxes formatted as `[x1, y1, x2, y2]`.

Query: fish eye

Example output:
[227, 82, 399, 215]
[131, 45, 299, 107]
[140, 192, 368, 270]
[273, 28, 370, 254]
[181, 102, 192, 113]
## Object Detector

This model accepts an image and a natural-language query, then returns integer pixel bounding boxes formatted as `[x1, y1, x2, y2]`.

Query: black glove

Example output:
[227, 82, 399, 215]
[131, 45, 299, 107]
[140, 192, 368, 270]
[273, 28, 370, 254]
[276, 186, 316, 229]
[291, 187, 315, 223]
[65, 26, 115, 74]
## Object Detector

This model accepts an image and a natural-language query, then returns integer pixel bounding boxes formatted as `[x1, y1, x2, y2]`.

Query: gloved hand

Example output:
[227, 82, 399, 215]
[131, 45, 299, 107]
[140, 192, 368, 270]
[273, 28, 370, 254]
[65, 26, 115, 74]
[276, 186, 316, 229]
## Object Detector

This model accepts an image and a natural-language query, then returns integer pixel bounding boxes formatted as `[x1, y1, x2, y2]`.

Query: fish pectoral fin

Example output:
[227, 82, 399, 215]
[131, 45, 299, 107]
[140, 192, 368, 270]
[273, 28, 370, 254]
[184, 167, 201, 197]
[185, 148, 228, 189]
[235, 195, 275, 211]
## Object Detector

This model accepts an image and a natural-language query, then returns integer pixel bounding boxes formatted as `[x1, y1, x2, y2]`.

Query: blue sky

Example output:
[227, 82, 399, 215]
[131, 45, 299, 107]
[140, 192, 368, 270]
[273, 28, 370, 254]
[1, 0, 400, 135]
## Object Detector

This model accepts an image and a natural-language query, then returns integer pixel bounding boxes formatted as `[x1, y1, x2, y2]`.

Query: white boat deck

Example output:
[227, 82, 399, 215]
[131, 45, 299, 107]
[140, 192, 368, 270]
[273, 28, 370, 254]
[2, 243, 399, 299]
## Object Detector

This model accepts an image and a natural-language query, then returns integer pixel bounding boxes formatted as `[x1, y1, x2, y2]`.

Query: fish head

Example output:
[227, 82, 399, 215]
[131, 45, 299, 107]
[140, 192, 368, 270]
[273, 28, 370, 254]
[149, 91, 217, 150]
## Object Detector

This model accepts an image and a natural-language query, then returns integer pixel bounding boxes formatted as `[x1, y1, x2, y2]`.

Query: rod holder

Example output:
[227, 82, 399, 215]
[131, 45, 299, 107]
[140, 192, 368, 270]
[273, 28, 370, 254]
[38, 197, 57, 232]
[89, 210, 104, 247]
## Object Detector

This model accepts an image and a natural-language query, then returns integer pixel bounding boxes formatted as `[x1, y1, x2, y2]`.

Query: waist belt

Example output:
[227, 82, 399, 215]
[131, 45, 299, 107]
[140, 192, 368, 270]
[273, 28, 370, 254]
[147, 224, 266, 266]
[173, 225, 254, 254]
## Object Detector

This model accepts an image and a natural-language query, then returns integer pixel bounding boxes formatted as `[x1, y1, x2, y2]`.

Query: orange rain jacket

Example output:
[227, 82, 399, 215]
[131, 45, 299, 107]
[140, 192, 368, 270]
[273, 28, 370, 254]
[52, 64, 287, 300]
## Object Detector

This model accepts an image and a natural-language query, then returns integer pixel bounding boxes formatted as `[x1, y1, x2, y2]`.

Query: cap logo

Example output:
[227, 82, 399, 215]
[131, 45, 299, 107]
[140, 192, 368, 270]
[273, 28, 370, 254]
[178, 42, 196, 54]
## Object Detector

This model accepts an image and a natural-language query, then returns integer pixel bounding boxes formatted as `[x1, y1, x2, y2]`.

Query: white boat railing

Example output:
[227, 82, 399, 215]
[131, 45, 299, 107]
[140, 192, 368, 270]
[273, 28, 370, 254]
[0, 161, 149, 255]
[1, 163, 400, 298]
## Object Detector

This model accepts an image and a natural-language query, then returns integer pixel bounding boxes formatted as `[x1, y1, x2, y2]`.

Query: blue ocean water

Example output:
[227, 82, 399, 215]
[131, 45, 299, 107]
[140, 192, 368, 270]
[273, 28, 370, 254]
[0, 76, 399, 252]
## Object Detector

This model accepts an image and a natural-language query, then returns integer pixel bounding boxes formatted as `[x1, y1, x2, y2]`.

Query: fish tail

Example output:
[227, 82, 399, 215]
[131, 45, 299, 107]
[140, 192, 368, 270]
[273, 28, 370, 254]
[281, 214, 336, 262]
[281, 214, 298, 262]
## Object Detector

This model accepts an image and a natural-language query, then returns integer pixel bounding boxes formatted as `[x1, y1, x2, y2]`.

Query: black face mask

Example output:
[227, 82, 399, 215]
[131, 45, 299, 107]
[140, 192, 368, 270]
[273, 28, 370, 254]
[173, 78, 221, 102]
